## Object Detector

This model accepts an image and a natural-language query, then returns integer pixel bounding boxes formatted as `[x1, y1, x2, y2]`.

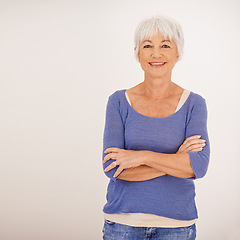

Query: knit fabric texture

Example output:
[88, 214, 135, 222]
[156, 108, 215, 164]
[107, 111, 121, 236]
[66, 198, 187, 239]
[102, 89, 210, 221]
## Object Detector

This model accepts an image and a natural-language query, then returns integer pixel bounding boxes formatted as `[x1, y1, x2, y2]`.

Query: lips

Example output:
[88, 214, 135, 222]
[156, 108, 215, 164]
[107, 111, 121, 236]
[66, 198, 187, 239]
[149, 62, 166, 66]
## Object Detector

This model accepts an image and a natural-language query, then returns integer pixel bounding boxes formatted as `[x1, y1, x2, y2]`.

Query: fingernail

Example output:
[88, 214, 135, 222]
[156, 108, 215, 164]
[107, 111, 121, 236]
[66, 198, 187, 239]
[201, 139, 206, 142]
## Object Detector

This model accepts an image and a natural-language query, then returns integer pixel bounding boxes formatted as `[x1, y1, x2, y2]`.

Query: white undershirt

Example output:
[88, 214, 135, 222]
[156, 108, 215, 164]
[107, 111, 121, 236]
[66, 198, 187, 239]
[104, 89, 196, 228]
[125, 89, 190, 112]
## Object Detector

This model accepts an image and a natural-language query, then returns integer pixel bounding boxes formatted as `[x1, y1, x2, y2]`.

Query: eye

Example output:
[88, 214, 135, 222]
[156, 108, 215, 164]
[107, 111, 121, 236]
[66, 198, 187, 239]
[162, 45, 170, 48]
[143, 45, 152, 48]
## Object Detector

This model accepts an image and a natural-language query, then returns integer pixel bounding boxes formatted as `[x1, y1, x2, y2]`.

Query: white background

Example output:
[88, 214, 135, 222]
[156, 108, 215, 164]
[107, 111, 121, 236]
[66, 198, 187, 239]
[0, 0, 240, 239]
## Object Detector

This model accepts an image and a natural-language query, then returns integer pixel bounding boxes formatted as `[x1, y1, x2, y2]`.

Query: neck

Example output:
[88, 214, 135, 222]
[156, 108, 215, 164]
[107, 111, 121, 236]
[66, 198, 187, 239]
[141, 73, 174, 100]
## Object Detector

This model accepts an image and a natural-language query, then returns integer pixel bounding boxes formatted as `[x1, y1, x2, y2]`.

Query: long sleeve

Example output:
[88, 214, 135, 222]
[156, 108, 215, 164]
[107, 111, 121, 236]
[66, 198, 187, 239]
[102, 97, 125, 181]
[186, 96, 210, 179]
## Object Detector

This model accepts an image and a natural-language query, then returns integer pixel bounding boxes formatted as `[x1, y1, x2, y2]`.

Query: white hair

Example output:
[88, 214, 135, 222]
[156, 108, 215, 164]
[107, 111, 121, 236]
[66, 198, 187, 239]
[134, 15, 184, 61]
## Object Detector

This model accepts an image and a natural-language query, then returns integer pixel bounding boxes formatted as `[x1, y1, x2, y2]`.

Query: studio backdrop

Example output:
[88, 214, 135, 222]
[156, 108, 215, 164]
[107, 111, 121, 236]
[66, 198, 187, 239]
[0, 0, 240, 239]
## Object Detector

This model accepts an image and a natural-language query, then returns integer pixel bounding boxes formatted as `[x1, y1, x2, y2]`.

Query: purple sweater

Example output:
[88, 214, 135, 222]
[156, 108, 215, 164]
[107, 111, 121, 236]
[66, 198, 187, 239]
[102, 89, 210, 221]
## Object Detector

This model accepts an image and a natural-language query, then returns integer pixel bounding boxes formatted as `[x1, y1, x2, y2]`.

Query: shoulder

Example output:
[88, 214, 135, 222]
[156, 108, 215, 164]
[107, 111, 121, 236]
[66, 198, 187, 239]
[187, 91, 208, 118]
[189, 91, 207, 106]
[108, 89, 126, 107]
[105, 89, 129, 124]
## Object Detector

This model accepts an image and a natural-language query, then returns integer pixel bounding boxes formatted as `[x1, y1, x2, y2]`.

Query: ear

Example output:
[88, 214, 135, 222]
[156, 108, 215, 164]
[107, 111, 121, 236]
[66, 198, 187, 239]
[175, 54, 180, 63]
[134, 47, 140, 62]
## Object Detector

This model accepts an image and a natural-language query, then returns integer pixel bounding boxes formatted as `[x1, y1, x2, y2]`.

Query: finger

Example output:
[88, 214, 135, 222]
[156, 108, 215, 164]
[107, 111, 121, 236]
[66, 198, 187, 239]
[103, 153, 116, 164]
[190, 147, 203, 152]
[182, 138, 205, 149]
[113, 166, 124, 178]
[186, 143, 206, 152]
[103, 153, 117, 163]
[184, 135, 201, 145]
[177, 143, 188, 153]
[104, 147, 120, 154]
[179, 138, 198, 151]
[104, 161, 118, 172]
[177, 140, 205, 153]
[189, 142, 206, 149]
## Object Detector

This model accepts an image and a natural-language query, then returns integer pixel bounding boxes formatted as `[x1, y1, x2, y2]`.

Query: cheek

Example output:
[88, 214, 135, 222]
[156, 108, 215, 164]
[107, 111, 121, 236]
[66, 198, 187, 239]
[139, 61, 147, 71]
[139, 52, 150, 64]
[167, 53, 179, 63]
[138, 49, 150, 58]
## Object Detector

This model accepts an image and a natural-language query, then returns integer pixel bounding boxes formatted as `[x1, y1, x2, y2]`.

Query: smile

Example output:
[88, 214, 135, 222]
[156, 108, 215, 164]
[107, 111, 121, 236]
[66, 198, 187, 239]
[149, 62, 166, 66]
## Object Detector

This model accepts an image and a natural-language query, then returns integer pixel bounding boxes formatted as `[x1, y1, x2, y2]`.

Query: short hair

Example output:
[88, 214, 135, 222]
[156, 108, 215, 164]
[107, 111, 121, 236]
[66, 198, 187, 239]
[134, 15, 184, 61]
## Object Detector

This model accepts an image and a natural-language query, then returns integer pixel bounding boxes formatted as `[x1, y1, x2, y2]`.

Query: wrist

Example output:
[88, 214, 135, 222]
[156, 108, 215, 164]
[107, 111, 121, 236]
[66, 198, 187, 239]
[141, 150, 153, 165]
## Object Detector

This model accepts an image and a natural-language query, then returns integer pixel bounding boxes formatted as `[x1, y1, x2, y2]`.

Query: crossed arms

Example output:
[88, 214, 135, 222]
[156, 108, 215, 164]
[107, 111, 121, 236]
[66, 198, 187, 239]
[103, 135, 206, 181]
[102, 96, 210, 181]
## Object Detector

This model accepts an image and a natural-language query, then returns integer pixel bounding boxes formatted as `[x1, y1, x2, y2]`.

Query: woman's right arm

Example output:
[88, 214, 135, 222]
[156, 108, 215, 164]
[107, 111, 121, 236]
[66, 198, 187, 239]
[102, 96, 164, 181]
[102, 97, 125, 181]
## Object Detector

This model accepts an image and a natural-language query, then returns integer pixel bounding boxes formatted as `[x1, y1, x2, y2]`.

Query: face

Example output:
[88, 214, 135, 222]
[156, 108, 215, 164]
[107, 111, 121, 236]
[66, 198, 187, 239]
[137, 31, 179, 79]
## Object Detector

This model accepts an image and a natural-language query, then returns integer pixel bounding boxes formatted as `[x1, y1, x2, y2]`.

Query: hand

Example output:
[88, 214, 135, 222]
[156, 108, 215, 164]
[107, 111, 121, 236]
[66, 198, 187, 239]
[177, 135, 206, 154]
[103, 147, 145, 178]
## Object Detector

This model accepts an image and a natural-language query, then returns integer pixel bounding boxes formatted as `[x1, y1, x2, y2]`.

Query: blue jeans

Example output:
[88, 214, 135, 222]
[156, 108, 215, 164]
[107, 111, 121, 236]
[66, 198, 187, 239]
[102, 219, 196, 240]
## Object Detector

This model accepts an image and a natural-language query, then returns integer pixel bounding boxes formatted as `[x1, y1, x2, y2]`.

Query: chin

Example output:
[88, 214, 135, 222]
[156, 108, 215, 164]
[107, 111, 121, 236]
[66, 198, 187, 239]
[146, 71, 169, 79]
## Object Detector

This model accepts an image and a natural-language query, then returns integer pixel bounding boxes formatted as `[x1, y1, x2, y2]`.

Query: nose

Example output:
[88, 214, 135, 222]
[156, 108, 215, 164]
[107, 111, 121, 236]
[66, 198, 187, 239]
[152, 47, 163, 58]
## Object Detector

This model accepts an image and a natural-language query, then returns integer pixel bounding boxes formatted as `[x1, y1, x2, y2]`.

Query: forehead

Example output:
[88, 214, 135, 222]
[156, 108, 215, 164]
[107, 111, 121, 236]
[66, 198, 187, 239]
[141, 31, 171, 43]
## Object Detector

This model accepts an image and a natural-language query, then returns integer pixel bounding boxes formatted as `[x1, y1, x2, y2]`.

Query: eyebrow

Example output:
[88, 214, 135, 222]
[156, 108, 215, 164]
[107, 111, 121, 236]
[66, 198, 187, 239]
[143, 39, 171, 43]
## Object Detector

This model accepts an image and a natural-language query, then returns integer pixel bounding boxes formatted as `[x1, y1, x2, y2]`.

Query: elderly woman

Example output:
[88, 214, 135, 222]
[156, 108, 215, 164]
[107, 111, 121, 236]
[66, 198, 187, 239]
[102, 15, 210, 240]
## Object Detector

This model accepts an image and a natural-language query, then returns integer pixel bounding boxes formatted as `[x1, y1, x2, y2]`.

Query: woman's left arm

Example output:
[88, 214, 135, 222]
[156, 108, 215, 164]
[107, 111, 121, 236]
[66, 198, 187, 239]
[142, 152, 195, 179]
[144, 97, 210, 179]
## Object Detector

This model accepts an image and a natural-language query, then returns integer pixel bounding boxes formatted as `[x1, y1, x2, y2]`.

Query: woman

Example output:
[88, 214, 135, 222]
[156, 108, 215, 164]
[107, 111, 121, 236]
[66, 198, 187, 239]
[102, 15, 210, 240]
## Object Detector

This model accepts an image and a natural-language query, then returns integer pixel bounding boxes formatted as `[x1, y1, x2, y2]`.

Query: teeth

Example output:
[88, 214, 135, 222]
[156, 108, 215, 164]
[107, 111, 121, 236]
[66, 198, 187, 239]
[149, 62, 165, 65]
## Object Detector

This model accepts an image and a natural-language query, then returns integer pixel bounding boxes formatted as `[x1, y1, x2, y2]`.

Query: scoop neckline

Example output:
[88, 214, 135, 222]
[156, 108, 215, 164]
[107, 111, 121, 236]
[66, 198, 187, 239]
[123, 89, 192, 120]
